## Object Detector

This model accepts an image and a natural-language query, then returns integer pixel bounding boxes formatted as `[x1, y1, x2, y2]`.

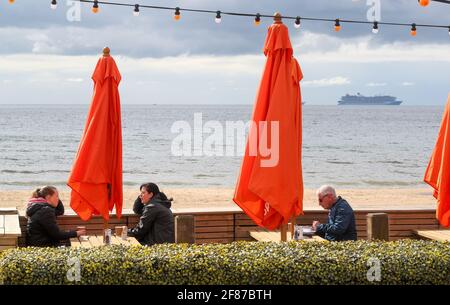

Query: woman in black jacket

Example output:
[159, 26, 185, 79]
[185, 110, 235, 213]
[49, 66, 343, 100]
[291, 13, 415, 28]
[129, 183, 175, 246]
[26, 186, 86, 247]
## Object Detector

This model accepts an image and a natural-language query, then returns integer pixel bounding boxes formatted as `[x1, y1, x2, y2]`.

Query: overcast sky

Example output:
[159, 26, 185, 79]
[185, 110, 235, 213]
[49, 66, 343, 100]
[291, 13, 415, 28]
[0, 0, 449, 105]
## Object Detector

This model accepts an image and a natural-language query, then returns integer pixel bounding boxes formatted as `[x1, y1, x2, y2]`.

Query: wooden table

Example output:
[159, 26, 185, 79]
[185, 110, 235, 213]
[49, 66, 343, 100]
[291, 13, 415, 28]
[413, 229, 450, 242]
[249, 228, 327, 242]
[70, 234, 141, 248]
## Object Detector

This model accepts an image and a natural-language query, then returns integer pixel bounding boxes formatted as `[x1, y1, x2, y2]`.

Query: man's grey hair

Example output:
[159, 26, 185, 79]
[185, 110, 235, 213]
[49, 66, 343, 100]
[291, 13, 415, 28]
[316, 185, 337, 198]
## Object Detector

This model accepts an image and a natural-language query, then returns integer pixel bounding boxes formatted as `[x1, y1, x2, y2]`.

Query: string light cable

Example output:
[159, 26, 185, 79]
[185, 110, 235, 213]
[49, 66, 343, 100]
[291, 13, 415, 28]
[14, 0, 450, 36]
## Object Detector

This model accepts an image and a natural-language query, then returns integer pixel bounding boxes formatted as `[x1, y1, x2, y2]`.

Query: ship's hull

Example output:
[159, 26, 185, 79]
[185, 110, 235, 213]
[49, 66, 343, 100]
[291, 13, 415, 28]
[338, 100, 402, 105]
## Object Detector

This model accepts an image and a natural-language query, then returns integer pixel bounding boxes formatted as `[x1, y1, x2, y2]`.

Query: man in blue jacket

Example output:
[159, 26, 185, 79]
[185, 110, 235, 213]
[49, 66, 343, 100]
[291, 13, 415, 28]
[312, 185, 357, 241]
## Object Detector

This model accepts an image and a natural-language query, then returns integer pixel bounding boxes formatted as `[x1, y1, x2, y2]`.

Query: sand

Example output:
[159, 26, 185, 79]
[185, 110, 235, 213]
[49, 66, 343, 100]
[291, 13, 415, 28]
[0, 187, 437, 212]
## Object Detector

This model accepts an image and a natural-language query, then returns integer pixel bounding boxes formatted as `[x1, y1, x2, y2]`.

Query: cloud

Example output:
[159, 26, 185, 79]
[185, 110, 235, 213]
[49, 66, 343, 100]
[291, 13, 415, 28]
[366, 82, 387, 87]
[66, 78, 84, 82]
[0, 53, 264, 77]
[294, 32, 450, 63]
[303, 76, 351, 87]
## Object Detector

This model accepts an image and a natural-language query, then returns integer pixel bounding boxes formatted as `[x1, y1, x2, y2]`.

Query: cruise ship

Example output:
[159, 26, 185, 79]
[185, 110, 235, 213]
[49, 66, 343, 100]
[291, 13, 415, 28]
[338, 93, 402, 105]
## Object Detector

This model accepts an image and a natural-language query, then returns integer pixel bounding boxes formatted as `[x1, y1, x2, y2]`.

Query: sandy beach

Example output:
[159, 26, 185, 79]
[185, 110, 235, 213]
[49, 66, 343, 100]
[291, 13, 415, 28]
[0, 187, 437, 213]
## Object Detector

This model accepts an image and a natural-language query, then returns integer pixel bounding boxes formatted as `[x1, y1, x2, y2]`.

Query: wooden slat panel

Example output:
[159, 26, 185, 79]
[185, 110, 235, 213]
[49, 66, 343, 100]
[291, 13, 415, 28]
[0, 238, 18, 246]
[195, 238, 233, 244]
[389, 213, 437, 219]
[389, 224, 439, 231]
[57, 217, 125, 225]
[195, 226, 234, 233]
[195, 232, 234, 239]
[195, 215, 234, 221]
[234, 214, 252, 220]
[235, 231, 251, 238]
[390, 219, 439, 225]
[389, 231, 417, 237]
[195, 220, 234, 227]
[235, 220, 259, 226]
[127, 216, 140, 223]
[235, 237, 254, 241]
[0, 245, 16, 251]
[58, 224, 125, 231]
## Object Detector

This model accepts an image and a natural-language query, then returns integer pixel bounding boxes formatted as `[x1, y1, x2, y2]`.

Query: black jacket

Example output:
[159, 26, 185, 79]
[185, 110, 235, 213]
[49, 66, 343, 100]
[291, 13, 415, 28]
[26, 199, 77, 247]
[129, 194, 175, 246]
[316, 196, 357, 241]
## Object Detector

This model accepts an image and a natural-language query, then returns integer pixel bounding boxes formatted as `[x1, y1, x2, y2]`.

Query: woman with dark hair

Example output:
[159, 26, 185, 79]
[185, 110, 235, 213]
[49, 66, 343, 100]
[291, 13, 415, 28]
[26, 186, 86, 247]
[128, 183, 175, 246]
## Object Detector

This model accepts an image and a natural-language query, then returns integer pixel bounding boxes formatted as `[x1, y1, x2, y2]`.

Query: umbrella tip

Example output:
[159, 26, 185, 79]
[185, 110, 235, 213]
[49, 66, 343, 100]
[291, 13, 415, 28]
[273, 12, 283, 24]
[103, 47, 111, 57]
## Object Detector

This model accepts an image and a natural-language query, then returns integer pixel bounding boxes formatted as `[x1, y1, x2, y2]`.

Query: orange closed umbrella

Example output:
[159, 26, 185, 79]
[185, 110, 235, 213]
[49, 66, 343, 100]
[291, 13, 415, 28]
[424, 93, 450, 227]
[67, 47, 123, 221]
[233, 15, 303, 230]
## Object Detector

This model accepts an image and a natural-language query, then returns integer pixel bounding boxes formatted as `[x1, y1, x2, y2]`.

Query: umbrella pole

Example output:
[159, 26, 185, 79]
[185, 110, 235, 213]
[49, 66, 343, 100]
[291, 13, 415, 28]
[290, 216, 296, 238]
[103, 219, 109, 243]
[280, 224, 287, 242]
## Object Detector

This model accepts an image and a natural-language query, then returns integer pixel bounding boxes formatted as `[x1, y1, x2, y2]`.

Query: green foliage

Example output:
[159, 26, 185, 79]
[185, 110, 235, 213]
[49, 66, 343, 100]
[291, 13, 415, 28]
[0, 240, 449, 285]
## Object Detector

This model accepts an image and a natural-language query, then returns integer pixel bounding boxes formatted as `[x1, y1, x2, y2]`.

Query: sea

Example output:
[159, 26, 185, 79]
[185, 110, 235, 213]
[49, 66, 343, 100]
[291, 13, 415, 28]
[0, 104, 444, 190]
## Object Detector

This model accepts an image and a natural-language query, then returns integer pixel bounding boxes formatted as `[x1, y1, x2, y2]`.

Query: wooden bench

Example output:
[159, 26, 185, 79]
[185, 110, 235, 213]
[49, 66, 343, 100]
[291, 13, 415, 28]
[0, 208, 22, 251]
[70, 234, 140, 248]
[249, 228, 327, 242]
[413, 229, 450, 242]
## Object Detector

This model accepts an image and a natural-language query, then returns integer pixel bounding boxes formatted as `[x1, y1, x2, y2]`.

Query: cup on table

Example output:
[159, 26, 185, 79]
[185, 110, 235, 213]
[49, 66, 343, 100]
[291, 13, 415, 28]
[294, 225, 303, 240]
[77, 226, 88, 240]
[120, 226, 128, 240]
[115, 226, 124, 237]
[104, 228, 112, 245]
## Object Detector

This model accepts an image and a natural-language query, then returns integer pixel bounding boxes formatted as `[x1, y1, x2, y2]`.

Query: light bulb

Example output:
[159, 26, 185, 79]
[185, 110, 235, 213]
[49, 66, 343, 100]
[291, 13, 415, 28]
[334, 19, 341, 32]
[92, 1, 99, 14]
[294, 17, 301, 29]
[372, 22, 379, 34]
[133, 4, 140, 17]
[411, 23, 417, 36]
[174, 7, 181, 21]
[215, 11, 221, 24]
[254, 14, 261, 26]
[51, 0, 57, 10]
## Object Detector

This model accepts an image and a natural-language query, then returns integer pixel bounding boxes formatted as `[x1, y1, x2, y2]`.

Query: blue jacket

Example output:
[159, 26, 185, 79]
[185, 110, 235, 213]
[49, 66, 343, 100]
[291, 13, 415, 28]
[316, 196, 357, 241]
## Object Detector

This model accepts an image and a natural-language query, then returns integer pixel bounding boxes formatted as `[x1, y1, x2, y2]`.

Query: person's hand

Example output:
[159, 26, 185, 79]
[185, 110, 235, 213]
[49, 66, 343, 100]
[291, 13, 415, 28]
[312, 221, 320, 231]
[76, 229, 87, 237]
